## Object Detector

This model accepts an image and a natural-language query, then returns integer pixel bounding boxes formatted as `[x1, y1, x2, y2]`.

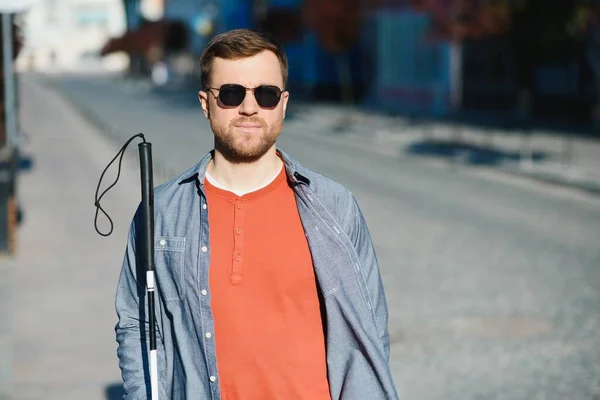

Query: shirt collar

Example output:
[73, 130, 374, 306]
[177, 148, 311, 189]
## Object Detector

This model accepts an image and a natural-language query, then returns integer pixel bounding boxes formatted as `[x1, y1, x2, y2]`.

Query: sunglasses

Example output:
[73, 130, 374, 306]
[205, 84, 284, 108]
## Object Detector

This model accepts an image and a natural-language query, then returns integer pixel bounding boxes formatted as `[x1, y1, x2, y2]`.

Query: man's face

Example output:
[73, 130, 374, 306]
[198, 50, 289, 163]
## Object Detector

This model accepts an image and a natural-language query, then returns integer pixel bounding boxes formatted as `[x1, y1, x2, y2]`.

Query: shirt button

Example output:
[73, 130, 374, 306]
[159, 239, 166, 246]
[209, 376, 216, 383]
[236, 203, 243, 210]
[202, 203, 207, 210]
[235, 227, 242, 235]
[205, 332, 212, 339]
[201, 246, 207, 253]
[201, 289, 207, 296]
[234, 254, 241, 262]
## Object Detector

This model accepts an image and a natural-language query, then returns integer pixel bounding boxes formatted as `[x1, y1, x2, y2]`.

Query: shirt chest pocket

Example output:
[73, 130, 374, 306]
[155, 236, 186, 302]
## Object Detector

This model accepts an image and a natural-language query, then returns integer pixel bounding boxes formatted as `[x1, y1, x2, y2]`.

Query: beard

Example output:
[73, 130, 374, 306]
[210, 115, 283, 164]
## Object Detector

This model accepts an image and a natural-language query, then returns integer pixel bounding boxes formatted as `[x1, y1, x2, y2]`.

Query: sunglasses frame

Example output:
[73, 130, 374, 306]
[205, 84, 286, 108]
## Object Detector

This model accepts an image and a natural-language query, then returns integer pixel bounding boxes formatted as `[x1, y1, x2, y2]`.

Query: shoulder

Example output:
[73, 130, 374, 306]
[299, 165, 355, 204]
[153, 162, 201, 211]
[289, 155, 361, 230]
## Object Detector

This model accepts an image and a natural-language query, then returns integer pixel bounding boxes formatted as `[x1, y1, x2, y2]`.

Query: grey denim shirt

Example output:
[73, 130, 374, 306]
[115, 149, 399, 400]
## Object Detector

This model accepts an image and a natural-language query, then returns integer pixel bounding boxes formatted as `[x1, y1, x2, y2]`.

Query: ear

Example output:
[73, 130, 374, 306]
[198, 90, 209, 119]
[281, 91, 290, 120]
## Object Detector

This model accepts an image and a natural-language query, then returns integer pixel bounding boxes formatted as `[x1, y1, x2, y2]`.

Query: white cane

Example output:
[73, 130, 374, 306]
[139, 141, 159, 400]
[94, 134, 159, 400]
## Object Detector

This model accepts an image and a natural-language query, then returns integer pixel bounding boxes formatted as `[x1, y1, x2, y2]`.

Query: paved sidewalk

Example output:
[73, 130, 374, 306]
[43, 72, 600, 195]
[9, 75, 141, 399]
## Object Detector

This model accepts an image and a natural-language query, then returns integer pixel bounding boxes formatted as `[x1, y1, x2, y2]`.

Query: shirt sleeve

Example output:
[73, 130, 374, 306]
[348, 195, 391, 359]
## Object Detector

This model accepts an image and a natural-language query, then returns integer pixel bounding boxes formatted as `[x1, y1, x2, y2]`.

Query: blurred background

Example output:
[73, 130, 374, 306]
[14, 0, 600, 126]
[1, 0, 600, 399]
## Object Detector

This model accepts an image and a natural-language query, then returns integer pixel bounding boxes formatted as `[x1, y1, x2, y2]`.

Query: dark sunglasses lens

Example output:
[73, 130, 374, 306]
[254, 86, 281, 108]
[219, 85, 245, 106]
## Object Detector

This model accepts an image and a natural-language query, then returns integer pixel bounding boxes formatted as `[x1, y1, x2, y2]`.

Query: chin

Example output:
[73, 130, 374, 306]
[219, 138, 271, 162]
[214, 125, 279, 163]
[225, 150, 269, 164]
[233, 145, 270, 159]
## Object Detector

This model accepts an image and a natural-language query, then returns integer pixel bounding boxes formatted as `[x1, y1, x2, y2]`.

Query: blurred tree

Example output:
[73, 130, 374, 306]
[303, 0, 363, 103]
[410, 0, 515, 41]
[304, 0, 362, 53]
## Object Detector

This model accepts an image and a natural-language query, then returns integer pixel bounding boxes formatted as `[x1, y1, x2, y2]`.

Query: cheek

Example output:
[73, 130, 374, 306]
[210, 108, 234, 126]
[264, 109, 285, 125]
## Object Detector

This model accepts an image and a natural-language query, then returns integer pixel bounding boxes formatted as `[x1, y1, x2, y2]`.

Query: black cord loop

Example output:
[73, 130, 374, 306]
[94, 133, 146, 237]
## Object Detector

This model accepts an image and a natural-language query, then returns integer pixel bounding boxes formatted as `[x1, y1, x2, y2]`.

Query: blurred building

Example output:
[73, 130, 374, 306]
[75, 0, 597, 125]
[15, 0, 128, 72]
[114, 0, 452, 113]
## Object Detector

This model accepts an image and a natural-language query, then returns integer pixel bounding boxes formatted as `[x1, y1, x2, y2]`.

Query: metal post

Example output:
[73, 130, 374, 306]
[2, 13, 17, 150]
[0, 13, 18, 255]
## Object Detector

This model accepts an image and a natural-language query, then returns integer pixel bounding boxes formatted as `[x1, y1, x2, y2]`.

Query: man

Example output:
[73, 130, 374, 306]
[115, 28, 399, 399]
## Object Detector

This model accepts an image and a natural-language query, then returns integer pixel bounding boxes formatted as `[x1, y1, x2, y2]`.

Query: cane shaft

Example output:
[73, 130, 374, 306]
[139, 143, 158, 399]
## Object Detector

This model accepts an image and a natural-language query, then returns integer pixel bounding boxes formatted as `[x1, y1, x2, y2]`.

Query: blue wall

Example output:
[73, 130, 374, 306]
[366, 9, 451, 116]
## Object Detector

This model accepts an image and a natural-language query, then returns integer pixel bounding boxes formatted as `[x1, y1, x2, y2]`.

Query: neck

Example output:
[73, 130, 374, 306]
[207, 147, 282, 193]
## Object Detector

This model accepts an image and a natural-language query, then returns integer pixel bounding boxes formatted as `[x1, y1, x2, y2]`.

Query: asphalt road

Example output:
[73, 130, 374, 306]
[13, 73, 600, 400]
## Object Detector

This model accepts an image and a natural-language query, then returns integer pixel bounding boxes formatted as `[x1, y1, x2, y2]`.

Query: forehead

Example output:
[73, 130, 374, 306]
[210, 50, 283, 87]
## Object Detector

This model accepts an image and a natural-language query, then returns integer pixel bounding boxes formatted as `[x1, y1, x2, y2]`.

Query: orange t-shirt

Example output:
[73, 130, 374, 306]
[205, 165, 331, 400]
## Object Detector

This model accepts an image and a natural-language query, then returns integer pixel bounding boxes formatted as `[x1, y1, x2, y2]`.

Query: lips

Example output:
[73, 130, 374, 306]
[231, 117, 266, 129]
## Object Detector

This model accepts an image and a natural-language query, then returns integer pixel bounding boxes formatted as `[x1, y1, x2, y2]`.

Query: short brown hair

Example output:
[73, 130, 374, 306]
[200, 29, 288, 88]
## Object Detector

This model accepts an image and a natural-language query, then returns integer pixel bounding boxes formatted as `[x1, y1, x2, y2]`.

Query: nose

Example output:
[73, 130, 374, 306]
[238, 88, 259, 116]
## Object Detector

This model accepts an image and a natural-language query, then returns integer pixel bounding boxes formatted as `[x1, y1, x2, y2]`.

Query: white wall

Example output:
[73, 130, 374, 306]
[16, 0, 128, 72]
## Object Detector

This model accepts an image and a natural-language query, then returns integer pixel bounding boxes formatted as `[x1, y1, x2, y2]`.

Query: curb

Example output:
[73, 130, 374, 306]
[498, 164, 600, 196]
[403, 150, 600, 196]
